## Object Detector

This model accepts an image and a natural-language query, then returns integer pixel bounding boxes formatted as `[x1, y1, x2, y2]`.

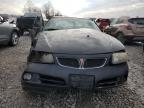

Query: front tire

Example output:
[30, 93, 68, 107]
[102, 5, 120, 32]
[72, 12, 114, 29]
[9, 32, 19, 46]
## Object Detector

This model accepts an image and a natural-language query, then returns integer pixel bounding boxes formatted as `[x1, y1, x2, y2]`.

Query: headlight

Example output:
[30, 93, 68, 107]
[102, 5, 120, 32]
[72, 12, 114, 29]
[40, 53, 54, 63]
[112, 52, 128, 64]
[28, 51, 54, 64]
[23, 73, 32, 80]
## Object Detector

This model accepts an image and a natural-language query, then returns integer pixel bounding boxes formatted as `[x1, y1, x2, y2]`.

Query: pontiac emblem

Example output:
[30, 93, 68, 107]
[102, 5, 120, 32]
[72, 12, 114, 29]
[79, 58, 85, 69]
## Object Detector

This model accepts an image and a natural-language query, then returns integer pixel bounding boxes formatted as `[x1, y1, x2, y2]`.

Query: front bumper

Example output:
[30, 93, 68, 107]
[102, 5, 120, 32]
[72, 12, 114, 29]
[21, 62, 128, 92]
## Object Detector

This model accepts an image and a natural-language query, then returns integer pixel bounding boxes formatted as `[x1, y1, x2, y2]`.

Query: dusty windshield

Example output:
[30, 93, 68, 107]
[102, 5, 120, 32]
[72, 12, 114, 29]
[44, 18, 100, 30]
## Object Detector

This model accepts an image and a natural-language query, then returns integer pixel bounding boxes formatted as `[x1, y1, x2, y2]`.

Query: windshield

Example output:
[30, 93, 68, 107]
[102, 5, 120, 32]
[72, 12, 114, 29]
[24, 12, 41, 17]
[44, 18, 100, 31]
[129, 18, 144, 25]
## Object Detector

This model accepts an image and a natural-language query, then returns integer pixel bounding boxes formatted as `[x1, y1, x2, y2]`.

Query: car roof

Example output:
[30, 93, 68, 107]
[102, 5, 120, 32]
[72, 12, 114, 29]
[51, 16, 89, 20]
[118, 17, 144, 20]
[24, 12, 42, 17]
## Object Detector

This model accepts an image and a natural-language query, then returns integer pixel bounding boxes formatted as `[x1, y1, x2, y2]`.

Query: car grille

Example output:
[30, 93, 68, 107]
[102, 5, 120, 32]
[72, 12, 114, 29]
[57, 57, 107, 69]
[57, 58, 79, 68]
[84, 58, 106, 68]
[22, 18, 35, 28]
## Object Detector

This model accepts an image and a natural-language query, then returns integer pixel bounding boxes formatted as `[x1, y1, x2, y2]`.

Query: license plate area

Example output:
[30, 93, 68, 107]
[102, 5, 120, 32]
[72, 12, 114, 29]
[69, 75, 94, 89]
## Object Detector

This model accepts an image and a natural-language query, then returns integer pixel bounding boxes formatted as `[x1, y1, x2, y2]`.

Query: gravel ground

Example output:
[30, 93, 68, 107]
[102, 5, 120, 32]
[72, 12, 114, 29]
[0, 36, 144, 108]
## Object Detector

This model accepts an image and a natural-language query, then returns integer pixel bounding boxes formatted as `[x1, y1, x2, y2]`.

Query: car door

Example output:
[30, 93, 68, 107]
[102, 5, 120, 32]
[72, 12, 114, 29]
[128, 18, 144, 36]
[0, 22, 11, 41]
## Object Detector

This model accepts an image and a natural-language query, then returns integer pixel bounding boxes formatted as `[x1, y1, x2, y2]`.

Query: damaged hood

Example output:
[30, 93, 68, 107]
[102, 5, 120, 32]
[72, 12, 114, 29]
[34, 28, 125, 54]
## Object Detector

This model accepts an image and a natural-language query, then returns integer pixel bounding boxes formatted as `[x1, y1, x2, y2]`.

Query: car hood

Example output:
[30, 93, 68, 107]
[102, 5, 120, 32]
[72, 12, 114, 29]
[1, 22, 16, 27]
[34, 28, 125, 54]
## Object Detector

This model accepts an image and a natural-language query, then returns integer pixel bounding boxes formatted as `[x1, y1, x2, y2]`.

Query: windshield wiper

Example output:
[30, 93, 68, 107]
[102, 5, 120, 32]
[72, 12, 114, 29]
[44, 28, 60, 31]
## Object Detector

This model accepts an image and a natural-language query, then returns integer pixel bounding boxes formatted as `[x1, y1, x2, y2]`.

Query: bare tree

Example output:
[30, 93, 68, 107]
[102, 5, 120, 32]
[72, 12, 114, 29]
[24, 0, 41, 13]
[43, 1, 62, 19]
[43, 1, 54, 19]
[55, 10, 62, 16]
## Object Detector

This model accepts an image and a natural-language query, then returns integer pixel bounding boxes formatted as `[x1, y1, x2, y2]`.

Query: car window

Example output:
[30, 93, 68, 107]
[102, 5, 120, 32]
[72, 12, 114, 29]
[110, 18, 125, 26]
[116, 19, 124, 24]
[24, 12, 41, 17]
[110, 18, 118, 25]
[44, 18, 100, 31]
[128, 18, 144, 25]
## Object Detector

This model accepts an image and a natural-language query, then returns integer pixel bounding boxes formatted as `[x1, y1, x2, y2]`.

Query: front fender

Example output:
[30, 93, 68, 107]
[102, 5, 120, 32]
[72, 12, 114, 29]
[10, 27, 20, 37]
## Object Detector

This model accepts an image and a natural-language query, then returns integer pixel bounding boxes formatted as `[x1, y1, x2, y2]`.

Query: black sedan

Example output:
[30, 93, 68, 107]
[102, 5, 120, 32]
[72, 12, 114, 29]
[21, 17, 128, 91]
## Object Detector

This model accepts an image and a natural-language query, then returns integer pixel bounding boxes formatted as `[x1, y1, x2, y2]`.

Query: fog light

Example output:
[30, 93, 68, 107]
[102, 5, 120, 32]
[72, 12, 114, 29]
[23, 73, 32, 80]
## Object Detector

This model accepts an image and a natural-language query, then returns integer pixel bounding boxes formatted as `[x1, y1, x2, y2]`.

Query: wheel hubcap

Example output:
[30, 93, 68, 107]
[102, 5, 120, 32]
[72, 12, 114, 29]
[12, 33, 19, 45]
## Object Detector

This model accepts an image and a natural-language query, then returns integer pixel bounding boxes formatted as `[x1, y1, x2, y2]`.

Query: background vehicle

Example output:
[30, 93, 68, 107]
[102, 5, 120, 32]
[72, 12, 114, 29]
[106, 17, 144, 44]
[96, 18, 110, 32]
[0, 16, 20, 46]
[0, 14, 9, 22]
[16, 12, 44, 36]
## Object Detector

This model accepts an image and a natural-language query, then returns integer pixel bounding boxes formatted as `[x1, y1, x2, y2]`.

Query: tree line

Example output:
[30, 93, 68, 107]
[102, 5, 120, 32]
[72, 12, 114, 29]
[24, 0, 62, 19]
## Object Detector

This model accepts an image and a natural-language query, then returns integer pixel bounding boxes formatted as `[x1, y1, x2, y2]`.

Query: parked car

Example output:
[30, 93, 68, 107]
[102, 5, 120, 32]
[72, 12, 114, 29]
[96, 18, 110, 32]
[105, 17, 144, 44]
[16, 12, 44, 36]
[0, 16, 20, 46]
[21, 17, 128, 92]
[0, 14, 9, 22]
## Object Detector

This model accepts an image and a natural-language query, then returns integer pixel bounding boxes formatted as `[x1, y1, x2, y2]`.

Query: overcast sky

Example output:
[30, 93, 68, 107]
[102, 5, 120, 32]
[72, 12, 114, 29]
[0, 0, 144, 18]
